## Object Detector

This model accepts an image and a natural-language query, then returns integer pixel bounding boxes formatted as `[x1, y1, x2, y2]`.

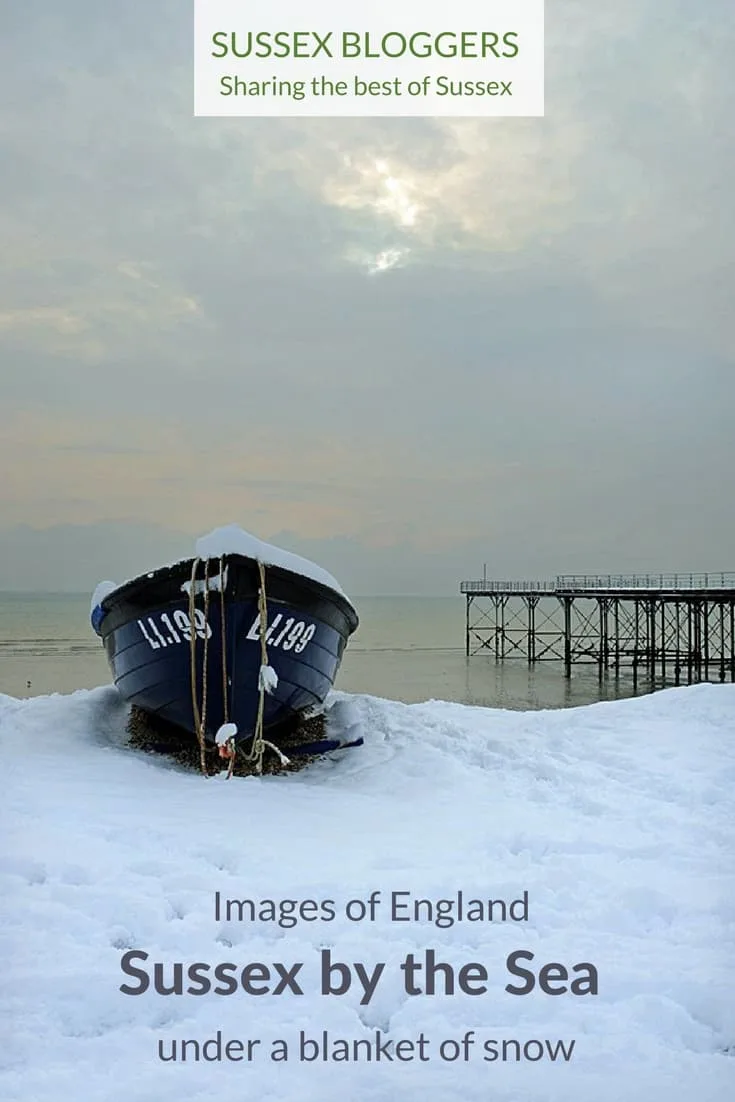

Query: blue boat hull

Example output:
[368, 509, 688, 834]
[92, 555, 358, 747]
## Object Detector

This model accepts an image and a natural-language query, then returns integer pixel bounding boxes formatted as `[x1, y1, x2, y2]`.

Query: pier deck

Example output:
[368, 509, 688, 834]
[460, 573, 735, 684]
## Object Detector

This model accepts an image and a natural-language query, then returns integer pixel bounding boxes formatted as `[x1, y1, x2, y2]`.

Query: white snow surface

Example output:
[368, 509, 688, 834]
[193, 525, 351, 603]
[90, 580, 119, 615]
[91, 524, 352, 612]
[180, 565, 228, 597]
[2, 684, 734, 1102]
[214, 723, 238, 748]
[259, 664, 279, 694]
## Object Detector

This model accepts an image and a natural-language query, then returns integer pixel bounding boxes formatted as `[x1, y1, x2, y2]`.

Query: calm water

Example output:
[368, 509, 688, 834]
[0, 592, 657, 710]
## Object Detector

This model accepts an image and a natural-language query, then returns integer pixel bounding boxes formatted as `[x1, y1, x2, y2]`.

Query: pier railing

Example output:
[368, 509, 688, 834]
[461, 580, 556, 593]
[461, 572, 735, 594]
[557, 573, 735, 591]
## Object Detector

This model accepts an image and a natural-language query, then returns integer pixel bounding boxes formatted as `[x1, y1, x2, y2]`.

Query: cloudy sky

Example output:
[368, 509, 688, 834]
[1, 1, 733, 593]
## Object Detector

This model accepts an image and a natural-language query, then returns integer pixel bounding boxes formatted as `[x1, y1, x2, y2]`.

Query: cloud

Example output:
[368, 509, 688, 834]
[0, 0, 733, 589]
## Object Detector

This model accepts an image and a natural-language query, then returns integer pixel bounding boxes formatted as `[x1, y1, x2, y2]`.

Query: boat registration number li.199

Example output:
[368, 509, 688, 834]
[137, 610, 316, 654]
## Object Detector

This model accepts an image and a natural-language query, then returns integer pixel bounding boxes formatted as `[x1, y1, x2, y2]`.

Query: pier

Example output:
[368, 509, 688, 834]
[460, 574, 735, 685]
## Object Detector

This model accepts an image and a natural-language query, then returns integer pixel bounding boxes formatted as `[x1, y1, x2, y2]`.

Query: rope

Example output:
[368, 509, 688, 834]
[219, 556, 228, 726]
[189, 555, 281, 778]
[188, 556, 207, 775]
[254, 559, 268, 771]
[202, 561, 211, 759]
[233, 559, 270, 776]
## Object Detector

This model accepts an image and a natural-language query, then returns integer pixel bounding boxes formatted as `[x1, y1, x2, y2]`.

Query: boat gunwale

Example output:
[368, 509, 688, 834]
[96, 553, 359, 634]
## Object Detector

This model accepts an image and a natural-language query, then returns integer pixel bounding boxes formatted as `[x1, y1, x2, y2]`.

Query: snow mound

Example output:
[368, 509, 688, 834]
[89, 580, 119, 616]
[1, 684, 734, 1102]
[91, 524, 353, 613]
[194, 524, 350, 602]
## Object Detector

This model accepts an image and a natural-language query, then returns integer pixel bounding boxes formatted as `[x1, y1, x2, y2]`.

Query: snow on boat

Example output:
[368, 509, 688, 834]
[90, 526, 359, 771]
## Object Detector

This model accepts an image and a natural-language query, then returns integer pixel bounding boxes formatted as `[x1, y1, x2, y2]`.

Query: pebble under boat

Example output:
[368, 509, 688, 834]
[90, 526, 359, 770]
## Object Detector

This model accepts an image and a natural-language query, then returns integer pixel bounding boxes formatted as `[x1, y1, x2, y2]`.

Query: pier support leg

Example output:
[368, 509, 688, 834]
[693, 601, 702, 682]
[500, 596, 509, 660]
[648, 598, 657, 682]
[597, 598, 609, 678]
[527, 596, 538, 665]
[674, 601, 681, 686]
[563, 597, 572, 678]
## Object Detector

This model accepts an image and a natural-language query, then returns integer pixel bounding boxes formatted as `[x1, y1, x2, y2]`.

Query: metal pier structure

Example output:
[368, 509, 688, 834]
[461, 574, 735, 685]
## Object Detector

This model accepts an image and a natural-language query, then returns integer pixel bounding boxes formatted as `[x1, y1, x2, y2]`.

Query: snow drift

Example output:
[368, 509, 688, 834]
[1, 684, 734, 1102]
[90, 523, 354, 615]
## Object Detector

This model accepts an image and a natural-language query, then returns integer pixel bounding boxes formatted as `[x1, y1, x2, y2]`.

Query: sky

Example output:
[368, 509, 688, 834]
[1, 1, 733, 594]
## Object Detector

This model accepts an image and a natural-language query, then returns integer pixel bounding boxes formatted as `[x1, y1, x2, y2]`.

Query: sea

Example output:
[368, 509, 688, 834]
[0, 592, 665, 710]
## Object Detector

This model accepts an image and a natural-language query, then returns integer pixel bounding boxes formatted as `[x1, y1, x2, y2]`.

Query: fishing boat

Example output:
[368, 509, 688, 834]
[90, 526, 360, 770]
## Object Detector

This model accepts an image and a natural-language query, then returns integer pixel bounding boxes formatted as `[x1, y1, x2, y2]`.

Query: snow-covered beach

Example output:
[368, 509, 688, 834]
[2, 682, 734, 1101]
